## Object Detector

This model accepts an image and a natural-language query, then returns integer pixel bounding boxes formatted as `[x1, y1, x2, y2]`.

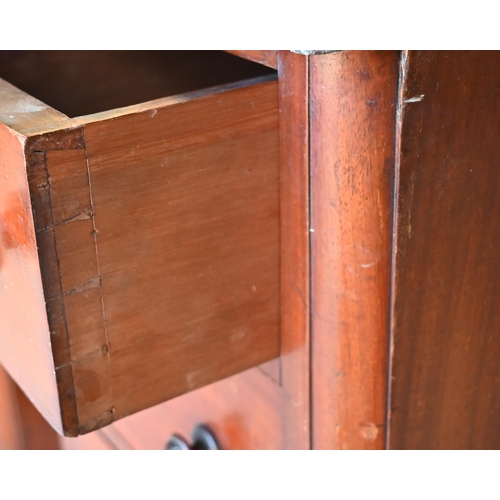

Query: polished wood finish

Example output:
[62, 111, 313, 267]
[4, 50, 500, 450]
[389, 51, 500, 449]
[96, 51, 311, 450]
[0, 52, 281, 437]
[310, 51, 399, 449]
[82, 77, 280, 431]
[276, 51, 310, 447]
[225, 51, 277, 69]
[102, 371, 286, 449]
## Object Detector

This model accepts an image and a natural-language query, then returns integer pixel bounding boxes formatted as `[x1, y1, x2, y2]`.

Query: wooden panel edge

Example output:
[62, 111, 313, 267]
[0, 77, 73, 137]
[277, 51, 311, 449]
[310, 51, 399, 449]
[25, 127, 112, 437]
[225, 51, 277, 69]
[0, 123, 63, 435]
[73, 74, 278, 126]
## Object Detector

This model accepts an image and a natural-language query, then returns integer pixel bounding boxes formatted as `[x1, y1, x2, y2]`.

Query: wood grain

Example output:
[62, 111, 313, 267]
[310, 51, 399, 449]
[90, 51, 311, 450]
[1, 55, 282, 437]
[82, 76, 281, 427]
[389, 51, 500, 449]
[1, 50, 309, 448]
[225, 51, 277, 69]
[25, 128, 101, 436]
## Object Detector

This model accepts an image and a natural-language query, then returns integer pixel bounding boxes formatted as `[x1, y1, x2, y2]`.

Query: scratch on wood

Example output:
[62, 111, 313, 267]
[60, 208, 93, 224]
[54, 345, 108, 370]
[291, 50, 339, 55]
[45, 277, 101, 303]
[404, 94, 424, 103]
[36, 208, 94, 232]
[64, 277, 101, 296]
[295, 286, 307, 310]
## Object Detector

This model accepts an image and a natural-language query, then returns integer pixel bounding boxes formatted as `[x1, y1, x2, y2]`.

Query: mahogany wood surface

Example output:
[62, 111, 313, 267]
[100, 369, 285, 449]
[0, 51, 283, 437]
[389, 51, 500, 449]
[9, 50, 500, 450]
[310, 51, 399, 449]
[276, 51, 310, 447]
[82, 77, 280, 430]
[6, 51, 500, 449]
[96, 51, 311, 450]
[225, 51, 277, 69]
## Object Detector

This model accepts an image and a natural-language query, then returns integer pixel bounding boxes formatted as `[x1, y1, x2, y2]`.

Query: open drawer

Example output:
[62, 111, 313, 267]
[0, 51, 280, 436]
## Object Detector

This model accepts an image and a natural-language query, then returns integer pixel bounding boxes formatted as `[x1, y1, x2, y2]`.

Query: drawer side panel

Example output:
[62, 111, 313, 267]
[81, 79, 280, 426]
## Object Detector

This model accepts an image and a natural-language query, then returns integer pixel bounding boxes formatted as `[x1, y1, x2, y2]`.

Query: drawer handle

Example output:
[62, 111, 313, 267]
[165, 424, 220, 450]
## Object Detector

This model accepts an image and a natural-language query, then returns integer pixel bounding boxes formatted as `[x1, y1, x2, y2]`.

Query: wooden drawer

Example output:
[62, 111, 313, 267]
[0, 51, 280, 437]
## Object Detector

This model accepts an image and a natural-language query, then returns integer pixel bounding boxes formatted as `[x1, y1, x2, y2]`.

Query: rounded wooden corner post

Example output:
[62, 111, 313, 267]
[310, 51, 399, 449]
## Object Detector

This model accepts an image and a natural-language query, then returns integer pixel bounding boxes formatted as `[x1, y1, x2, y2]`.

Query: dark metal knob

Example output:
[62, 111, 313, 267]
[165, 434, 190, 450]
[165, 424, 220, 450]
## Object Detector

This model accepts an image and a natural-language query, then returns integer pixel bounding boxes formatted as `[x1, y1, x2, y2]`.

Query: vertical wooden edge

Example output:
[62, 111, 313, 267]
[25, 127, 90, 437]
[277, 51, 311, 449]
[385, 50, 408, 449]
[225, 51, 278, 69]
[310, 51, 399, 449]
[0, 123, 64, 436]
